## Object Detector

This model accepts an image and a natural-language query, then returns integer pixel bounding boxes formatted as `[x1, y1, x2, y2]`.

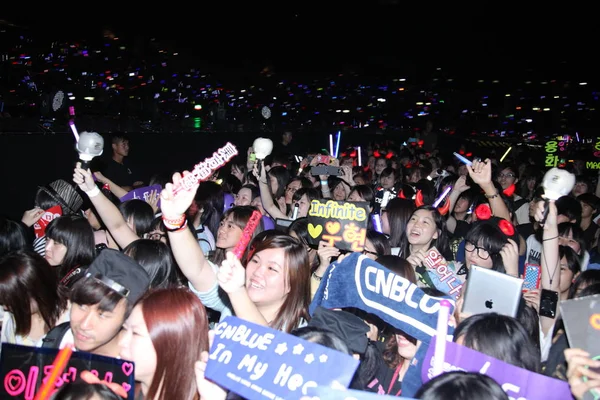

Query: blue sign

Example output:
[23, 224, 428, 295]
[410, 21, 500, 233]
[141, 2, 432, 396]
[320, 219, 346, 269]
[204, 316, 360, 400]
[309, 387, 416, 399]
[310, 253, 455, 344]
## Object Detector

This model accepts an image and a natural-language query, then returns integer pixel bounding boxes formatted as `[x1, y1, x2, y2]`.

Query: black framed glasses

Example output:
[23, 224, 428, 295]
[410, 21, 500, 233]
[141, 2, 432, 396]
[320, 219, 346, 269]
[362, 249, 379, 257]
[497, 173, 516, 179]
[464, 241, 491, 260]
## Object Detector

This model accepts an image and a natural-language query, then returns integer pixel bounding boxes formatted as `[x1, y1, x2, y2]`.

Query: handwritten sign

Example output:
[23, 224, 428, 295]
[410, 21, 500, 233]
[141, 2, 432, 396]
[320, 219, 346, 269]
[306, 200, 369, 252]
[119, 184, 162, 204]
[421, 338, 572, 400]
[545, 140, 558, 168]
[0, 343, 135, 399]
[33, 205, 62, 239]
[204, 317, 359, 400]
[309, 253, 455, 344]
[177, 142, 238, 192]
[308, 386, 416, 400]
[423, 247, 464, 300]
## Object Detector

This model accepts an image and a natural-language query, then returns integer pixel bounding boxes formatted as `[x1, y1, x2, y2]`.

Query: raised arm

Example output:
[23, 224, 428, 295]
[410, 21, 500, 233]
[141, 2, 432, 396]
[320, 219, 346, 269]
[160, 171, 217, 292]
[73, 163, 138, 248]
[467, 158, 510, 221]
[93, 171, 128, 199]
[534, 199, 560, 334]
[255, 161, 287, 219]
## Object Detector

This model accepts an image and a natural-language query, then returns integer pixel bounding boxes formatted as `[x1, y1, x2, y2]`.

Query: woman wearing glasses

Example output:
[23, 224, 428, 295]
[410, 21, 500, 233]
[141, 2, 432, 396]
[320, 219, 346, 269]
[496, 165, 530, 225]
[463, 217, 521, 277]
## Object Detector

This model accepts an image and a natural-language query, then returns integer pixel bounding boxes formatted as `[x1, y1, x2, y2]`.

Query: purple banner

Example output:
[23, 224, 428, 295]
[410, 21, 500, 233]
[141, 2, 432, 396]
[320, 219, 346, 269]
[421, 337, 572, 400]
[120, 184, 162, 205]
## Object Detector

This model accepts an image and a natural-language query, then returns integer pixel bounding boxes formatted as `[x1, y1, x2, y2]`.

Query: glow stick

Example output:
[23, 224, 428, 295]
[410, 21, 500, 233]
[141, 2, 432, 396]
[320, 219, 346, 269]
[173, 143, 238, 195]
[453, 152, 472, 166]
[334, 131, 341, 158]
[432, 299, 451, 377]
[34, 344, 73, 400]
[292, 203, 299, 220]
[232, 209, 262, 259]
[500, 146, 512, 163]
[576, 132, 580, 142]
[69, 120, 79, 142]
[433, 186, 452, 208]
[69, 106, 75, 116]
[371, 213, 382, 233]
[357, 146, 362, 166]
[329, 134, 334, 156]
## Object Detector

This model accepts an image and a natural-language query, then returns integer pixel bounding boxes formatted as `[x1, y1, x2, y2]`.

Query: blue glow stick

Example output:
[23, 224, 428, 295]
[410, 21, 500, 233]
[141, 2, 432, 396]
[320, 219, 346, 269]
[371, 213, 382, 233]
[334, 131, 341, 158]
[453, 152, 472, 166]
[433, 186, 452, 208]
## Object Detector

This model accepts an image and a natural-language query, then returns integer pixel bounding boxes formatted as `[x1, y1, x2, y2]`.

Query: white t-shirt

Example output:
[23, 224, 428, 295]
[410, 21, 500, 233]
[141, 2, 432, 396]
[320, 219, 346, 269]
[3, 308, 70, 350]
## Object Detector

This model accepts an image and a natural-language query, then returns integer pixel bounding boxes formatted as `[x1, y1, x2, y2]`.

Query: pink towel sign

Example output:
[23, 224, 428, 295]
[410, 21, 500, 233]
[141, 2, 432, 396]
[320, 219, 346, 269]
[421, 337, 572, 400]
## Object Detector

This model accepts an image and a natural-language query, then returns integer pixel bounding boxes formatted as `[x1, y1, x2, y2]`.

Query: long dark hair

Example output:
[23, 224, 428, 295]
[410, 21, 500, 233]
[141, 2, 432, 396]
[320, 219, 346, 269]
[0, 251, 68, 336]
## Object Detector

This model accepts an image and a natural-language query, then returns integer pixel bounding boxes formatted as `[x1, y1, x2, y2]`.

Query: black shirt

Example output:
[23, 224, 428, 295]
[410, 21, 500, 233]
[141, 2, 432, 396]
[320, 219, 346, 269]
[103, 159, 135, 188]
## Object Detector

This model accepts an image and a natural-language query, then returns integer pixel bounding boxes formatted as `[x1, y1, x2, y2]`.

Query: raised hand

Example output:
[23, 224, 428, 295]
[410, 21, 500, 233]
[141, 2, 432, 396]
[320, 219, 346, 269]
[217, 251, 246, 294]
[21, 207, 45, 227]
[499, 238, 520, 277]
[195, 351, 227, 400]
[73, 162, 96, 192]
[160, 171, 199, 219]
[467, 158, 492, 187]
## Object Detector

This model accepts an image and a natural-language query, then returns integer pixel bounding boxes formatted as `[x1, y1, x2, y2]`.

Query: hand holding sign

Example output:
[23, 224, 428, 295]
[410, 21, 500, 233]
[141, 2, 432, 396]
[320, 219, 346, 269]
[307, 200, 369, 252]
[195, 352, 227, 400]
[161, 171, 198, 220]
[217, 252, 246, 294]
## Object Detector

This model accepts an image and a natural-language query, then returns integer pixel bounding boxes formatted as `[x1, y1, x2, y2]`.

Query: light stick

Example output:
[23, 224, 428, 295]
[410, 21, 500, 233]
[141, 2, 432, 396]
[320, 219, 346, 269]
[34, 344, 73, 400]
[357, 146, 362, 166]
[500, 146, 512, 163]
[292, 203, 299, 220]
[329, 134, 334, 156]
[453, 152, 472, 166]
[433, 186, 452, 208]
[69, 120, 80, 142]
[432, 299, 451, 377]
[334, 131, 341, 158]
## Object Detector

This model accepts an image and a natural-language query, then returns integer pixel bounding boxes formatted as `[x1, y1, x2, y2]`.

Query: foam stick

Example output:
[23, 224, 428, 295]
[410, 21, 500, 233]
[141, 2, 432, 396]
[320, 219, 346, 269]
[432, 299, 451, 377]
[453, 152, 472, 166]
[173, 143, 238, 195]
[500, 146, 512, 162]
[232, 209, 262, 259]
[34, 344, 73, 400]
[433, 186, 452, 208]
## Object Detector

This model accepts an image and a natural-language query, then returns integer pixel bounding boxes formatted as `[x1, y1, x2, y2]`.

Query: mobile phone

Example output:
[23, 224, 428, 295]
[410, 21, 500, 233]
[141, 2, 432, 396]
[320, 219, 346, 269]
[311, 166, 342, 176]
[522, 264, 541, 291]
[539, 289, 559, 319]
[316, 154, 331, 165]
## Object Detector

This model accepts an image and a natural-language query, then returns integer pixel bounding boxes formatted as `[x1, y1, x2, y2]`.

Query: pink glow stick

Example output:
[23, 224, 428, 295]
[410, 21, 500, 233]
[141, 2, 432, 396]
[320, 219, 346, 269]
[232, 210, 262, 259]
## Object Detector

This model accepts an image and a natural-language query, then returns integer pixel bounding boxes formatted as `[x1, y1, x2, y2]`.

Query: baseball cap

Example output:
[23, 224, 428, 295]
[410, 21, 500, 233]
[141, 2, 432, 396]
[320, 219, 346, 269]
[85, 249, 150, 305]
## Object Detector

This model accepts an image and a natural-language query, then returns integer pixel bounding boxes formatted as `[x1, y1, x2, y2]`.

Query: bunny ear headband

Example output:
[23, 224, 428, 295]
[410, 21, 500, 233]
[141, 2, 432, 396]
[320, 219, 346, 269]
[415, 189, 451, 216]
[474, 204, 515, 236]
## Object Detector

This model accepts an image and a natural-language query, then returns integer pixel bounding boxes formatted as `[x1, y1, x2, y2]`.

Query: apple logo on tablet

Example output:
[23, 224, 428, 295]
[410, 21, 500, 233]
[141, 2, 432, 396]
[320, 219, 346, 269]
[485, 299, 494, 309]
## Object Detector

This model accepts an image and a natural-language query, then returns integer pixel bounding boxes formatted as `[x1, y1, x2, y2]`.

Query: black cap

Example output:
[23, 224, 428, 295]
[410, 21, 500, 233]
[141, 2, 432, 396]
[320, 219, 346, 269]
[308, 307, 369, 355]
[85, 249, 150, 305]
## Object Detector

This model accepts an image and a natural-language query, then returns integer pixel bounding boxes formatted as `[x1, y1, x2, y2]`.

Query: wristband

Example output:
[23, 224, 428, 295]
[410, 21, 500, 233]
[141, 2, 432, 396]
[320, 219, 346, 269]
[162, 214, 186, 230]
[484, 191, 500, 199]
[164, 219, 188, 232]
[85, 186, 100, 198]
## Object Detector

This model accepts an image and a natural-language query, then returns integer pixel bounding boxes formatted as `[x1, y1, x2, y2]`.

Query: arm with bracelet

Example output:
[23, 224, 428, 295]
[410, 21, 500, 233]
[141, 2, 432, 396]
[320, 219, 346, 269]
[72, 163, 138, 248]
[466, 158, 511, 221]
